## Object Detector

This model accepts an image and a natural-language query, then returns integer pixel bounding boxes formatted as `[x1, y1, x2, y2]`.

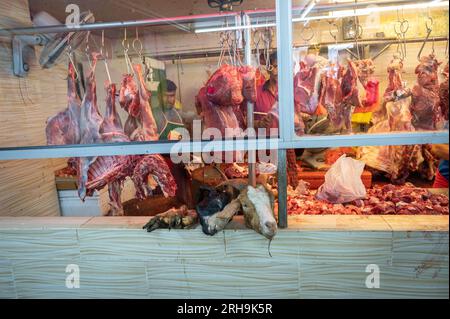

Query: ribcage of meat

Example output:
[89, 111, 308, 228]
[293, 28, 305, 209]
[410, 54, 442, 130]
[83, 81, 132, 213]
[206, 64, 244, 106]
[119, 73, 140, 117]
[439, 62, 449, 121]
[286, 183, 448, 215]
[45, 63, 81, 145]
[132, 155, 177, 199]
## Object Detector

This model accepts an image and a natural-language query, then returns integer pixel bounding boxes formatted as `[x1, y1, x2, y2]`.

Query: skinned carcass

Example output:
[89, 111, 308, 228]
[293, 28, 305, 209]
[294, 54, 328, 115]
[410, 54, 442, 130]
[77, 54, 104, 200]
[354, 59, 379, 113]
[119, 73, 140, 118]
[358, 55, 437, 183]
[45, 63, 81, 145]
[439, 62, 449, 121]
[324, 60, 363, 133]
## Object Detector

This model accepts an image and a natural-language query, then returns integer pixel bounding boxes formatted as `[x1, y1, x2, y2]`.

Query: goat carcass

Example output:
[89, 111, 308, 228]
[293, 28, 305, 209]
[45, 63, 81, 145]
[439, 62, 449, 121]
[410, 54, 442, 130]
[77, 55, 104, 200]
[119, 73, 140, 118]
[325, 60, 363, 133]
[293, 54, 328, 115]
[358, 56, 437, 184]
[354, 59, 379, 113]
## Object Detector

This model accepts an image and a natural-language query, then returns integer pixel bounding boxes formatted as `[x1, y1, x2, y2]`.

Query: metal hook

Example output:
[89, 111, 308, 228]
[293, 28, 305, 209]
[300, 24, 314, 42]
[418, 15, 433, 61]
[132, 28, 143, 58]
[122, 28, 130, 51]
[328, 21, 338, 44]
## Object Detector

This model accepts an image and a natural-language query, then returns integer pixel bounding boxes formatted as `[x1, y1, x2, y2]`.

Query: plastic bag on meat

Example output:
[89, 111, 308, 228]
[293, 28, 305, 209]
[206, 64, 243, 106]
[316, 154, 367, 204]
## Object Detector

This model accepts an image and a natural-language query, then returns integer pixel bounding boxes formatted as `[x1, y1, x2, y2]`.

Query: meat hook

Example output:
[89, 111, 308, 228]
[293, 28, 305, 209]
[85, 31, 92, 69]
[417, 16, 433, 61]
[132, 28, 144, 60]
[100, 30, 112, 84]
[328, 20, 339, 44]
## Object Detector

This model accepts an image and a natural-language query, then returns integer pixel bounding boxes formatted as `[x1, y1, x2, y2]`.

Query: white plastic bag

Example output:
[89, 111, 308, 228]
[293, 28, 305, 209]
[316, 154, 367, 204]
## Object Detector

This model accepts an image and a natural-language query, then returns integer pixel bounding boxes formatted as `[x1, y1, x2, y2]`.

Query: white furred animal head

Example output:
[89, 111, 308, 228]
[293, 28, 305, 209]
[238, 184, 277, 240]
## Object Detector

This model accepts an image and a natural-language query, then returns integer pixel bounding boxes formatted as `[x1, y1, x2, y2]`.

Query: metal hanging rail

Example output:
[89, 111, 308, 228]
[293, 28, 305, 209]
[293, 36, 449, 48]
[0, 0, 428, 36]
[118, 36, 448, 62]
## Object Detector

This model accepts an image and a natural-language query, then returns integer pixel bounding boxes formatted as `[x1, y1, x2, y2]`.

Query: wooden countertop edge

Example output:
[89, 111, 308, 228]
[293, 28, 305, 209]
[0, 215, 447, 232]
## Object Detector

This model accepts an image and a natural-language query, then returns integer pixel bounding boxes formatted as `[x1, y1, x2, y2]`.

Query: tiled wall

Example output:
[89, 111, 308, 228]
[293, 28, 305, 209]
[0, 216, 448, 299]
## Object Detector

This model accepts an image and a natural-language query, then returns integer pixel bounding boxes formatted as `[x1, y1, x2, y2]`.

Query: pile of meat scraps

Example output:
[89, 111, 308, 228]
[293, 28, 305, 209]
[287, 183, 448, 215]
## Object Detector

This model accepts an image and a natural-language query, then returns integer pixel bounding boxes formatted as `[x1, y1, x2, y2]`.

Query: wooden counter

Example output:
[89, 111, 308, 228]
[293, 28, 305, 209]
[0, 215, 448, 299]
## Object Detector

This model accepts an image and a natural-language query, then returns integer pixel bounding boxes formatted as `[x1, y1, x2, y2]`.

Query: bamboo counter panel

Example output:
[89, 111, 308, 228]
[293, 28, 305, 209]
[0, 215, 448, 299]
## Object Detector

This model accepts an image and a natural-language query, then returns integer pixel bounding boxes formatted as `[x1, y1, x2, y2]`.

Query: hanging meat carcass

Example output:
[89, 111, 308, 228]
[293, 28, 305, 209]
[77, 55, 104, 200]
[439, 62, 449, 121]
[45, 63, 81, 145]
[410, 54, 443, 130]
[294, 54, 328, 115]
[353, 59, 380, 113]
[206, 64, 244, 106]
[324, 60, 363, 133]
[120, 64, 159, 141]
[358, 55, 437, 183]
[119, 73, 140, 117]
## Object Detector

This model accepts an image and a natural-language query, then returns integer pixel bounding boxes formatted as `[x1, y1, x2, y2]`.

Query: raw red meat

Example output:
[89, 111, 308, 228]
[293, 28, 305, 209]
[196, 86, 242, 136]
[439, 62, 449, 121]
[240, 65, 257, 103]
[119, 73, 140, 118]
[354, 59, 379, 112]
[286, 183, 448, 215]
[130, 64, 159, 141]
[293, 54, 328, 115]
[77, 55, 104, 200]
[100, 82, 128, 142]
[358, 56, 431, 184]
[45, 63, 81, 145]
[410, 54, 442, 130]
[132, 155, 177, 199]
[341, 60, 363, 108]
[206, 64, 244, 106]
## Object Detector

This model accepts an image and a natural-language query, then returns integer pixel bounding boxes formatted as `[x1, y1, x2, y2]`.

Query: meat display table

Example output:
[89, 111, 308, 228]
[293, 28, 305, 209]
[0, 215, 448, 298]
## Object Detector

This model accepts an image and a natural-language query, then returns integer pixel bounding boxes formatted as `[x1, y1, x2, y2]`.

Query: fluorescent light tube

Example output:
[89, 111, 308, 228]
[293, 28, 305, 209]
[195, 1, 448, 33]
